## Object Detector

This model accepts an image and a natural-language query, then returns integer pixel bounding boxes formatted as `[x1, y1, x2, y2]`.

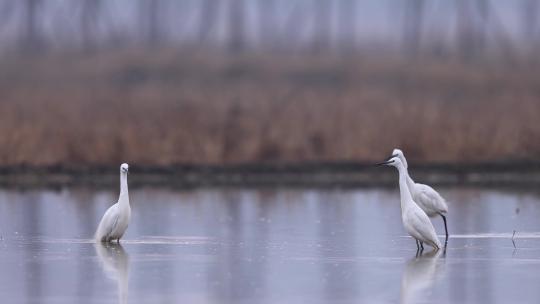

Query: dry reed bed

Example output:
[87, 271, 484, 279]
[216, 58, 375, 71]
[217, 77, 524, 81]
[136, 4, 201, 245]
[0, 50, 538, 166]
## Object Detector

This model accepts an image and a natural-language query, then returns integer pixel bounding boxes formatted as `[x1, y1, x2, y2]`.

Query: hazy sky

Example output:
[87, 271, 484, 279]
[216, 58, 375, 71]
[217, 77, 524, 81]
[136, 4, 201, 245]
[0, 0, 535, 51]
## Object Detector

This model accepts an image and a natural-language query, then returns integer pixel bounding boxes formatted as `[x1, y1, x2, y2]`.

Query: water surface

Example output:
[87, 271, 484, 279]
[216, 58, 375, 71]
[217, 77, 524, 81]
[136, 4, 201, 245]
[0, 186, 539, 303]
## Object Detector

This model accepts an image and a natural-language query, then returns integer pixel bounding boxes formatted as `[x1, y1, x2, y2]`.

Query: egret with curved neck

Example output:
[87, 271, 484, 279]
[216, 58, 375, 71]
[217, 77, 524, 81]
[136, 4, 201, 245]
[378, 156, 441, 251]
[95, 163, 131, 243]
[392, 149, 449, 242]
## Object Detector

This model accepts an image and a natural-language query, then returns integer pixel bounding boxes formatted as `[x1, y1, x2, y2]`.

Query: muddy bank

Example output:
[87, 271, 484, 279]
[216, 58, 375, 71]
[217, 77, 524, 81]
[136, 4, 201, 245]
[2, 162, 540, 189]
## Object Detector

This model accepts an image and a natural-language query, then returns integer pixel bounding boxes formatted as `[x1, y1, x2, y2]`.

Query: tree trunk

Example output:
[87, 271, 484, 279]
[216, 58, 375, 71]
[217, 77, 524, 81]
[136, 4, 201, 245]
[311, 0, 332, 54]
[22, 0, 41, 52]
[258, 0, 276, 50]
[147, 0, 160, 46]
[455, 0, 475, 62]
[475, 0, 490, 55]
[403, 0, 424, 58]
[523, 0, 538, 43]
[338, 0, 357, 54]
[228, 0, 245, 53]
[198, 0, 220, 45]
[139, 0, 161, 47]
[81, 0, 101, 52]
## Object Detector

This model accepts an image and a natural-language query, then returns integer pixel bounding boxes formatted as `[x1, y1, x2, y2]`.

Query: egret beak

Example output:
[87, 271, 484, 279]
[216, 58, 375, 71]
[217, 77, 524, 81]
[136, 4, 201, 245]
[376, 160, 392, 166]
[375, 154, 399, 166]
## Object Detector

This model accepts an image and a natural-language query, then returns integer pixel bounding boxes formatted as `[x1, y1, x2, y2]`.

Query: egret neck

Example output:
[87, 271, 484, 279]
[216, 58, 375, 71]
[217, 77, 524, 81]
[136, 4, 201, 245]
[397, 163, 415, 213]
[119, 171, 129, 206]
[404, 172, 416, 196]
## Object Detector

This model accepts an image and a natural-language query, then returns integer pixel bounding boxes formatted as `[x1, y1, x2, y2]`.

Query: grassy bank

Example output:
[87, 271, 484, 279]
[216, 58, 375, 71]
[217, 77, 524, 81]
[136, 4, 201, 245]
[0, 49, 539, 166]
[3, 162, 540, 189]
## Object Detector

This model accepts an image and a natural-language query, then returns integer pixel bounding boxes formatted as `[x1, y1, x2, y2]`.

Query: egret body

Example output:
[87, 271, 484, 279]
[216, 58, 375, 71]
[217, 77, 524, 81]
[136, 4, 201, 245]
[95, 163, 131, 243]
[392, 149, 449, 241]
[378, 157, 441, 250]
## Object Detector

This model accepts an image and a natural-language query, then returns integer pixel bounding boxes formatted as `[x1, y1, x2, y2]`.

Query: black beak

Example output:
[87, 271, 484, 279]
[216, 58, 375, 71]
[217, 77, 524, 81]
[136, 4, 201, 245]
[376, 160, 392, 166]
[375, 154, 399, 166]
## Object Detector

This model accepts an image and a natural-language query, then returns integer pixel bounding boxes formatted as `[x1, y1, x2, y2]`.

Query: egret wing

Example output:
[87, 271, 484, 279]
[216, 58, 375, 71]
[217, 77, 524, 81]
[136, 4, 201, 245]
[95, 203, 119, 241]
[416, 183, 448, 214]
[105, 212, 120, 238]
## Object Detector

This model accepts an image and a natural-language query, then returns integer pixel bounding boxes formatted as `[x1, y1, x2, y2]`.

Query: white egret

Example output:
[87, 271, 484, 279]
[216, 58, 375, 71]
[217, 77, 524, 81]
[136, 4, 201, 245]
[377, 156, 441, 250]
[392, 149, 449, 241]
[95, 163, 131, 243]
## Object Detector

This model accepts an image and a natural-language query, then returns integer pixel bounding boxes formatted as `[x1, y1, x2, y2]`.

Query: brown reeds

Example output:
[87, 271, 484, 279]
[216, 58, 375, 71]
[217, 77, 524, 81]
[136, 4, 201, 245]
[0, 49, 538, 166]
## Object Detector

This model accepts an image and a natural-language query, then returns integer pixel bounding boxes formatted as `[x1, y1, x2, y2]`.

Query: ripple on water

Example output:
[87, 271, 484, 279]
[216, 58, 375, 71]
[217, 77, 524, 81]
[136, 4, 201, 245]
[35, 235, 218, 245]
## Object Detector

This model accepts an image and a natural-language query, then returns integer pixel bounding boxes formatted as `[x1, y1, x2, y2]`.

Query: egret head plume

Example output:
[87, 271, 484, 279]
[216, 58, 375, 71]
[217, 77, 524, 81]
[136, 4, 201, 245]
[392, 148, 408, 169]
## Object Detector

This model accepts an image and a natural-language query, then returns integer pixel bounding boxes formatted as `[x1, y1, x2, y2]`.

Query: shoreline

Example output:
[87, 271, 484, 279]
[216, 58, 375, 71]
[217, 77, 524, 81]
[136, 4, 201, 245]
[1, 162, 540, 189]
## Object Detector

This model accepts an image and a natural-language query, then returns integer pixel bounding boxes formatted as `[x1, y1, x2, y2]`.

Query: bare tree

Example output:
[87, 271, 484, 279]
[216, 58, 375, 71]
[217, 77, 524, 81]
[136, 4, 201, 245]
[475, 0, 490, 55]
[258, 0, 277, 50]
[0, 1, 15, 33]
[403, 0, 425, 57]
[455, 0, 476, 61]
[198, 0, 220, 45]
[21, 0, 42, 52]
[139, 0, 162, 47]
[311, 0, 332, 54]
[522, 0, 538, 47]
[227, 0, 245, 53]
[282, 1, 308, 52]
[149, 0, 161, 46]
[484, 0, 518, 63]
[80, 0, 101, 51]
[338, 0, 357, 54]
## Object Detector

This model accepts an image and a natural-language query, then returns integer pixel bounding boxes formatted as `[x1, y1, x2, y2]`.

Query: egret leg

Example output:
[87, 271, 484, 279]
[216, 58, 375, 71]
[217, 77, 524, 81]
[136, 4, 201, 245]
[420, 241, 424, 251]
[117, 239, 120, 244]
[440, 214, 449, 243]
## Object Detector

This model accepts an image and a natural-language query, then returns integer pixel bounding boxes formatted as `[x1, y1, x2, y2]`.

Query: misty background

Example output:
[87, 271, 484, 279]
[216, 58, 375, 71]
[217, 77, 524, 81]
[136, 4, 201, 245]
[0, 0, 539, 57]
[0, 0, 539, 166]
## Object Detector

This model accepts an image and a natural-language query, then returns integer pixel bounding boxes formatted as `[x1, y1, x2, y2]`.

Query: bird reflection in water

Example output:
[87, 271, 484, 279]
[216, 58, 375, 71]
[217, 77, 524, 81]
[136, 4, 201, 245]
[95, 243, 130, 304]
[400, 249, 445, 304]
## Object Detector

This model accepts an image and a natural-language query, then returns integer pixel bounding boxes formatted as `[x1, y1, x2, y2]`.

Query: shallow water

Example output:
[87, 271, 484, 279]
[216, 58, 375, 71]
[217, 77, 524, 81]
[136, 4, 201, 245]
[0, 186, 539, 303]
